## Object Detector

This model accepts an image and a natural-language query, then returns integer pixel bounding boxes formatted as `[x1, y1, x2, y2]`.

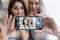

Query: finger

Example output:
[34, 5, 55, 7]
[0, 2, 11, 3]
[4, 15, 8, 24]
[11, 16, 15, 25]
[34, 30, 44, 33]
[7, 15, 12, 24]
[43, 16, 53, 21]
[40, 14, 48, 19]
[36, 13, 40, 16]
[11, 16, 15, 29]
[36, 14, 47, 18]
[35, 14, 47, 21]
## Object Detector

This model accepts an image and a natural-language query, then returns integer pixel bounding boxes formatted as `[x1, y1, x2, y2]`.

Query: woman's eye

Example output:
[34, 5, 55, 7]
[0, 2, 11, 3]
[14, 7, 18, 10]
[35, 2, 39, 5]
[30, 2, 33, 5]
[20, 7, 24, 9]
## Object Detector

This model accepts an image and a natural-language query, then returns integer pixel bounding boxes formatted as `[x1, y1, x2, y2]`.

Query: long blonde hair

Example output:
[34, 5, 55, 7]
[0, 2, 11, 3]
[28, 0, 44, 14]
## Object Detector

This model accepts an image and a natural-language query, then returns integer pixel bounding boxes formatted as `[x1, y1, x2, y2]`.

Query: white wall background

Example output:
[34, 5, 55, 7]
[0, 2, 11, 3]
[43, 0, 60, 31]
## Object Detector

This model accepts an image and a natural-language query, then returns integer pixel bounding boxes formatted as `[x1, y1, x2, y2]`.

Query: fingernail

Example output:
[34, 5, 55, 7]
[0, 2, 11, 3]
[14, 16, 15, 18]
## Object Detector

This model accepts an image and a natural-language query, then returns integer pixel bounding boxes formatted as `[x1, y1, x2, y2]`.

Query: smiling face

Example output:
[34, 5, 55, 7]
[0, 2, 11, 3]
[11, 1, 25, 16]
[24, 19, 28, 25]
[29, 0, 40, 14]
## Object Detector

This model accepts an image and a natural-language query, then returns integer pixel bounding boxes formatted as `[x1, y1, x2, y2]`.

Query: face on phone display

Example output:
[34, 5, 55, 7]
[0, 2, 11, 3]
[15, 16, 43, 30]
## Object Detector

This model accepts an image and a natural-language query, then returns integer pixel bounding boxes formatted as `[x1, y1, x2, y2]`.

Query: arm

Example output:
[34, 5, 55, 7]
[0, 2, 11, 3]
[19, 30, 29, 40]
[36, 14, 60, 40]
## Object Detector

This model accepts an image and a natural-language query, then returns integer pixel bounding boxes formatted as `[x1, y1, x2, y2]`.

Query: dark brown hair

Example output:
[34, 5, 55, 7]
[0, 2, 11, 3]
[8, 0, 28, 16]
[23, 17, 28, 25]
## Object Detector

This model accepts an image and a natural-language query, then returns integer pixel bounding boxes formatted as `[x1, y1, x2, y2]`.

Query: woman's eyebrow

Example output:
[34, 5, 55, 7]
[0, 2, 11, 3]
[29, 2, 33, 4]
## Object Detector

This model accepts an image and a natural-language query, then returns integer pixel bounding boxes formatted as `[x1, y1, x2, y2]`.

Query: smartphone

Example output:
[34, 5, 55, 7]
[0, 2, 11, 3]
[15, 16, 43, 30]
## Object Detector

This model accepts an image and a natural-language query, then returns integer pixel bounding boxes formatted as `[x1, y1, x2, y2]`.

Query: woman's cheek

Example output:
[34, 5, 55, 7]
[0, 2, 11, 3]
[12, 10, 18, 16]
[21, 10, 25, 15]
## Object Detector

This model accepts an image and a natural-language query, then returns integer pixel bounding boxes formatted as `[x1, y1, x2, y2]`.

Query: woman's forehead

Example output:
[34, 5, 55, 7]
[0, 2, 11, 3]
[29, 0, 39, 3]
[12, 1, 23, 8]
[13, 1, 23, 6]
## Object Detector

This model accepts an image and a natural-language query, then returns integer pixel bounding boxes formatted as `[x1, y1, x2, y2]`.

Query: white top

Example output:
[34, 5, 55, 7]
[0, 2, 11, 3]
[44, 33, 59, 40]
[20, 25, 29, 29]
[28, 23, 36, 29]
[30, 30, 59, 40]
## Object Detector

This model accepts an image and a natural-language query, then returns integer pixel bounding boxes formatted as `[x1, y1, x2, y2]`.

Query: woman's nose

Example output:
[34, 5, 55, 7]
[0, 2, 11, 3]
[33, 4, 36, 9]
[18, 9, 21, 14]
[17, 9, 22, 16]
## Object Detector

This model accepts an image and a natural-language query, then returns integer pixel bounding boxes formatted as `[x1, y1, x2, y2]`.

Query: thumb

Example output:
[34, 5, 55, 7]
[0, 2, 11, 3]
[35, 13, 43, 16]
[35, 13, 43, 18]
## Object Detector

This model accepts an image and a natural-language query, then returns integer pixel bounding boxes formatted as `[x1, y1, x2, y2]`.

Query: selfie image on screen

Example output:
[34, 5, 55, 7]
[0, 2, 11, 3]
[15, 16, 43, 30]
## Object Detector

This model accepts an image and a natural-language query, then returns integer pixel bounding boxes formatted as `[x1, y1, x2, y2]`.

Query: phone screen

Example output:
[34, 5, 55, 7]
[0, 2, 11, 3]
[15, 16, 43, 30]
